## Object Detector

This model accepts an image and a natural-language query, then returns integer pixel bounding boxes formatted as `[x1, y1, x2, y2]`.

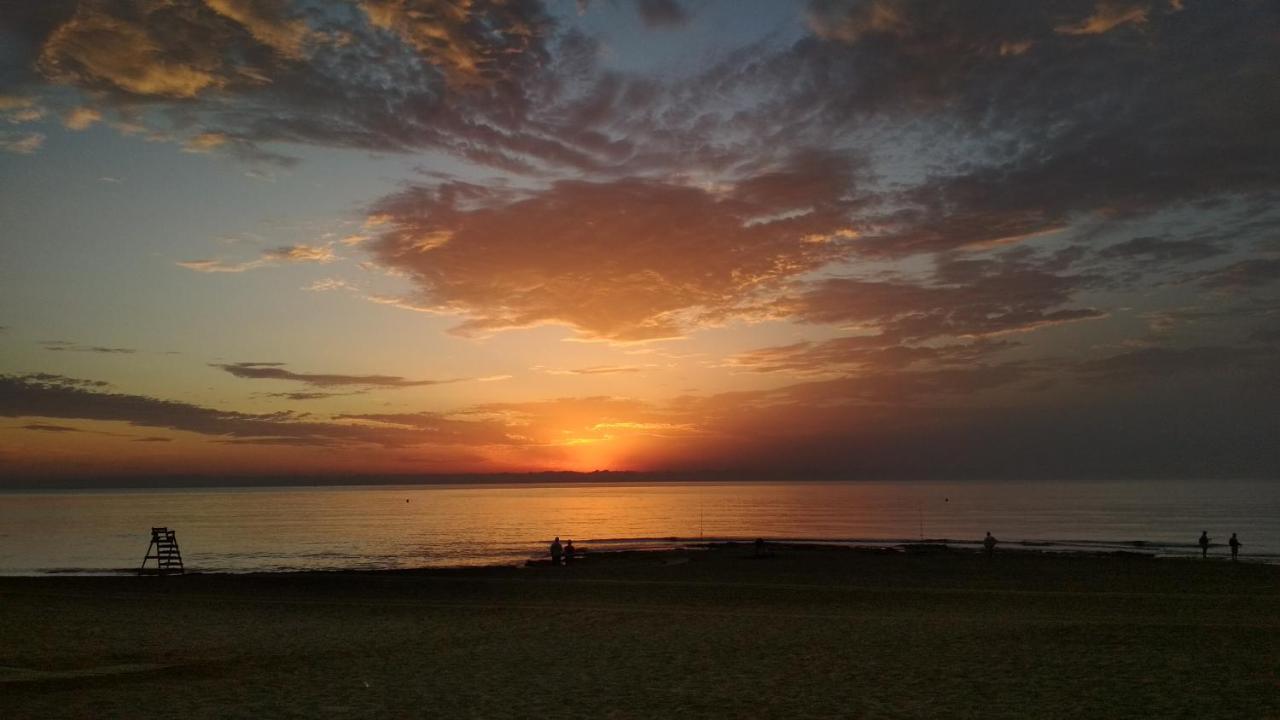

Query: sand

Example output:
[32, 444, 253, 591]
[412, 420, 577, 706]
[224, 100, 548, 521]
[2, 544, 1278, 719]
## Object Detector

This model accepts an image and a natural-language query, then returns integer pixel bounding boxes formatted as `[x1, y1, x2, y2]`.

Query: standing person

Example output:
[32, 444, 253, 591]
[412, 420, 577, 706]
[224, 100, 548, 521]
[1198, 531, 1210, 558]
[983, 532, 997, 557]
[564, 539, 575, 565]
[1229, 533, 1241, 561]
[550, 536, 563, 566]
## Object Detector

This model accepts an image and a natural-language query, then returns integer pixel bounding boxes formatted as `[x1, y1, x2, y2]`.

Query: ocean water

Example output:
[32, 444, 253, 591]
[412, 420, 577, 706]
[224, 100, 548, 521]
[0, 479, 1276, 574]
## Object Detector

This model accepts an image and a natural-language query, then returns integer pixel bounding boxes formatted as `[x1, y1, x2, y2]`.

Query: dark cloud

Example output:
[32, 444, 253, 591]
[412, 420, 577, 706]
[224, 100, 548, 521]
[40, 340, 136, 354]
[726, 338, 1018, 375]
[1099, 236, 1226, 263]
[775, 254, 1105, 344]
[16, 373, 110, 389]
[5, 0, 562, 169]
[1197, 258, 1280, 291]
[0, 373, 477, 448]
[132, 436, 173, 443]
[20, 422, 83, 432]
[635, 0, 690, 28]
[262, 391, 365, 401]
[214, 362, 459, 388]
[1076, 344, 1278, 383]
[704, 0, 1280, 260]
[333, 412, 518, 445]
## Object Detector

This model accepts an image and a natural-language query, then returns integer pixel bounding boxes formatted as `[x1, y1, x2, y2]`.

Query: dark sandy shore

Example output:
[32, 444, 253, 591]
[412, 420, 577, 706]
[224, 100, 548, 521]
[2, 544, 1278, 719]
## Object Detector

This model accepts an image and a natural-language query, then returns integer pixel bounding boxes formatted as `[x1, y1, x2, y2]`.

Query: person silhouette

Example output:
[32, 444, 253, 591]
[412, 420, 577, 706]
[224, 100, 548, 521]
[1228, 533, 1241, 561]
[564, 539, 576, 565]
[983, 532, 997, 557]
[550, 536, 563, 566]
[1198, 531, 1210, 558]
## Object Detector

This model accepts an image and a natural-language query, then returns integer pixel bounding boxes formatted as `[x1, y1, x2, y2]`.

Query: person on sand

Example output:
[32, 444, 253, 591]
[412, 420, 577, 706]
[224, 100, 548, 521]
[550, 536, 562, 566]
[1198, 531, 1210, 559]
[1229, 533, 1241, 561]
[564, 539, 576, 565]
[983, 532, 998, 557]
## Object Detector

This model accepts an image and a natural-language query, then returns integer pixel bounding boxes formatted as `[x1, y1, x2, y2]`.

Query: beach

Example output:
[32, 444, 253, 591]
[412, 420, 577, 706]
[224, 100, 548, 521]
[3, 544, 1278, 719]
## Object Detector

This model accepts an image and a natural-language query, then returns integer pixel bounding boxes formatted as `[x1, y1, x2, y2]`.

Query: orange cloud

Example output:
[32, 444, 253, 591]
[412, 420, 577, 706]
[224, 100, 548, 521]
[359, 0, 548, 86]
[63, 106, 102, 130]
[0, 132, 44, 155]
[1056, 2, 1149, 35]
[0, 95, 45, 124]
[178, 243, 335, 272]
[368, 155, 862, 341]
[183, 131, 229, 152]
[38, 3, 225, 97]
[203, 0, 313, 59]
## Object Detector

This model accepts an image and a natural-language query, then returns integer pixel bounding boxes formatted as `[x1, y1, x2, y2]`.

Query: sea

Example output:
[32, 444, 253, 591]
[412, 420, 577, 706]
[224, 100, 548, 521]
[0, 479, 1276, 574]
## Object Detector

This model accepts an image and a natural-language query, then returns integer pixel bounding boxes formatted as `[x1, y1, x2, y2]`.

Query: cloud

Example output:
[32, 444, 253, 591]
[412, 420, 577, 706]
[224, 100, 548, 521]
[546, 365, 651, 376]
[262, 244, 335, 263]
[176, 258, 267, 273]
[1099, 235, 1226, 263]
[203, 0, 313, 59]
[774, 252, 1105, 343]
[358, 0, 550, 86]
[728, 0, 1280, 266]
[333, 411, 519, 445]
[178, 243, 335, 272]
[0, 372, 471, 448]
[20, 423, 84, 433]
[1055, 1, 1149, 35]
[182, 131, 229, 153]
[0, 95, 45, 123]
[725, 338, 1018, 376]
[37, 3, 226, 98]
[132, 436, 173, 443]
[7, 0, 560, 169]
[305, 278, 355, 292]
[0, 132, 44, 154]
[41, 340, 136, 354]
[635, 0, 690, 28]
[63, 106, 101, 130]
[214, 362, 459, 388]
[1197, 259, 1280, 291]
[13, 373, 110, 389]
[260, 391, 367, 401]
[368, 154, 864, 340]
[1076, 344, 1277, 383]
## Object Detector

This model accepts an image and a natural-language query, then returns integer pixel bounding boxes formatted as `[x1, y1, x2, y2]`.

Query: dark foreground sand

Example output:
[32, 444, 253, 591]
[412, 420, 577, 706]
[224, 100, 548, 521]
[2, 545, 1278, 719]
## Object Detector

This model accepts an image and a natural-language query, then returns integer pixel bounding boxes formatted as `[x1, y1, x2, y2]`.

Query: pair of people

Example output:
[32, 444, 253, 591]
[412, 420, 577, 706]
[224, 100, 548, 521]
[1198, 531, 1243, 560]
[549, 536, 576, 565]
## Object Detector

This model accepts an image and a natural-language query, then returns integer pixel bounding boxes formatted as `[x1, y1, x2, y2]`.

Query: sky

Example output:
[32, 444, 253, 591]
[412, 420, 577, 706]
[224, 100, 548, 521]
[0, 0, 1277, 482]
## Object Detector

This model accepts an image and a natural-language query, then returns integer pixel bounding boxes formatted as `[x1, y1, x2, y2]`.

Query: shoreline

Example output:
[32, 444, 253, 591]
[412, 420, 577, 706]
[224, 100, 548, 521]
[6, 538, 1275, 578]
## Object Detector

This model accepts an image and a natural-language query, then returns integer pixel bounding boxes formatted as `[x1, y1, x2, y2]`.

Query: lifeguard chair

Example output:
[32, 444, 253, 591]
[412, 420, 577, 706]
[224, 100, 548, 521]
[139, 527, 185, 576]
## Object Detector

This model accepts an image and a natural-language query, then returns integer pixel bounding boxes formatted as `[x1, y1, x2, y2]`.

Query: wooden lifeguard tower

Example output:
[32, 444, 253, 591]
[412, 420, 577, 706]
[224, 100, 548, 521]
[139, 527, 185, 576]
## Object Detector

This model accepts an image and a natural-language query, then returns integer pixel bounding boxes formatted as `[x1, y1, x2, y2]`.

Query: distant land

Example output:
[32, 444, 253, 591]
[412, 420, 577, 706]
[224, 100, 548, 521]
[2, 470, 1256, 490]
[0, 470, 747, 491]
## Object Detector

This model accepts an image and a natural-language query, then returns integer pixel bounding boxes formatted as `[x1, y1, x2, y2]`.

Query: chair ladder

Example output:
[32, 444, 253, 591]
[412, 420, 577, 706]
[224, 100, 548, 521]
[139, 527, 185, 576]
